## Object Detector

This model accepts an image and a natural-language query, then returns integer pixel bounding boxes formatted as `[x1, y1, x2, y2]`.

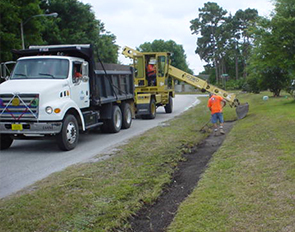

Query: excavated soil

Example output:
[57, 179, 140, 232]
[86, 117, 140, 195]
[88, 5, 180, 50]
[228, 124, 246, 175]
[127, 122, 234, 232]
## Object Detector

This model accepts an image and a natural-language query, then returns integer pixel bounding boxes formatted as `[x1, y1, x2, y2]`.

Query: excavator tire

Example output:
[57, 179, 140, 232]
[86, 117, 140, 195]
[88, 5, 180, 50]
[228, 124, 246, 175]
[142, 98, 156, 119]
[164, 96, 173, 113]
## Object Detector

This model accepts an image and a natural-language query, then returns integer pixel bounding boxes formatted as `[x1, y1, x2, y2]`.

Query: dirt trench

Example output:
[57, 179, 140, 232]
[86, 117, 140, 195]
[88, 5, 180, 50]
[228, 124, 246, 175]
[127, 122, 234, 232]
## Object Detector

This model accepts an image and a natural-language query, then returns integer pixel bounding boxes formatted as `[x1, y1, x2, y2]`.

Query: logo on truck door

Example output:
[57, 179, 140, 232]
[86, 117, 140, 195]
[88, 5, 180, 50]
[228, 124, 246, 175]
[80, 90, 85, 100]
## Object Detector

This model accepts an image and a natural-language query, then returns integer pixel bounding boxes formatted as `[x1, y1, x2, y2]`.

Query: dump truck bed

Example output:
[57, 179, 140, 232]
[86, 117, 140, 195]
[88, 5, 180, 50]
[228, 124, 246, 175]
[93, 63, 134, 105]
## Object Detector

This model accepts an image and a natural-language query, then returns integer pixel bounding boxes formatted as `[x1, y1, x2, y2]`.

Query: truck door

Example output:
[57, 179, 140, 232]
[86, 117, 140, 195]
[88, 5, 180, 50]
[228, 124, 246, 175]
[71, 61, 90, 109]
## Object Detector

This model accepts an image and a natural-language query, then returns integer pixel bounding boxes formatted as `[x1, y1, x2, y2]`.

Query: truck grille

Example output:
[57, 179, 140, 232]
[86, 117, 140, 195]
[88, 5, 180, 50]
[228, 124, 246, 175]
[0, 94, 39, 121]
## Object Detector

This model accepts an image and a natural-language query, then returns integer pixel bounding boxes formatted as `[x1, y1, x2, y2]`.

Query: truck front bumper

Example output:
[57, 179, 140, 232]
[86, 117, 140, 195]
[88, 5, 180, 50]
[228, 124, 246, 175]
[0, 122, 62, 134]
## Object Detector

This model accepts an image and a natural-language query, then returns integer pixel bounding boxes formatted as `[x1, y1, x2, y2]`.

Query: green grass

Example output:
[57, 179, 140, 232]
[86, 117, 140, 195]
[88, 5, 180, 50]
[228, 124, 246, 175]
[0, 95, 213, 232]
[168, 92, 295, 232]
[1, 92, 294, 232]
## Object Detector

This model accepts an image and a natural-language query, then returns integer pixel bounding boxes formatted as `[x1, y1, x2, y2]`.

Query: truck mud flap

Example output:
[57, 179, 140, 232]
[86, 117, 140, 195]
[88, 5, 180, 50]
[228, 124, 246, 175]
[136, 103, 150, 115]
[236, 103, 249, 119]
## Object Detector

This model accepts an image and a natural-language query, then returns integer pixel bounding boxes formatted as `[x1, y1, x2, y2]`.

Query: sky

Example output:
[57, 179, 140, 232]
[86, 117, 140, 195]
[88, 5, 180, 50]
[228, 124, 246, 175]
[80, 0, 274, 75]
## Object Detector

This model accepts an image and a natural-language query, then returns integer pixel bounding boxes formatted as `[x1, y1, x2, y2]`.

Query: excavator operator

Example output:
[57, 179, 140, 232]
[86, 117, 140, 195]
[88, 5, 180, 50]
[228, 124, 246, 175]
[146, 59, 157, 86]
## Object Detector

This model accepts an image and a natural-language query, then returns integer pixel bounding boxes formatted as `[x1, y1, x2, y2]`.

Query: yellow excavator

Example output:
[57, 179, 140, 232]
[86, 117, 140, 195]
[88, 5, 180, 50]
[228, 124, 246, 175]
[122, 46, 249, 120]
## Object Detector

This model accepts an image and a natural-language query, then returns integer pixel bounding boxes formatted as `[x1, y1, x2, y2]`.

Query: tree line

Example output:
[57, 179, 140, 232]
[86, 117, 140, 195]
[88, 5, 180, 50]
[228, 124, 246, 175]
[1, 0, 294, 96]
[0, 0, 118, 63]
[0, 0, 191, 73]
[191, 0, 295, 97]
[0, 0, 194, 75]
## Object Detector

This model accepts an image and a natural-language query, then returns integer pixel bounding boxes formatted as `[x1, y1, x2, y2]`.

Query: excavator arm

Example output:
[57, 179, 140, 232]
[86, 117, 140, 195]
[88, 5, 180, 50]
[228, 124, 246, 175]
[168, 65, 238, 107]
[168, 65, 249, 119]
[122, 46, 143, 59]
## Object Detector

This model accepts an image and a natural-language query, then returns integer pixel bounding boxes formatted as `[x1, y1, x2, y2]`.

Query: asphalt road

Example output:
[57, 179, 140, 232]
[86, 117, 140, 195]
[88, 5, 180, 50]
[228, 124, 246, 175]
[0, 94, 205, 198]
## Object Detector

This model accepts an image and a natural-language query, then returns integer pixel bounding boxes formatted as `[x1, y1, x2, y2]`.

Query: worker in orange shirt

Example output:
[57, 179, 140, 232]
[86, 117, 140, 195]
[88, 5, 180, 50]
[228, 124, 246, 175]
[146, 59, 157, 86]
[74, 67, 82, 78]
[208, 93, 226, 136]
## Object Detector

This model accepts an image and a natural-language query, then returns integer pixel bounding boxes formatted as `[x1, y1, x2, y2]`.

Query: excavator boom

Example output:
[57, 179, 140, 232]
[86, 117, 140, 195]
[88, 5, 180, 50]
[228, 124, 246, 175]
[168, 66, 237, 106]
[168, 65, 249, 119]
[122, 47, 142, 59]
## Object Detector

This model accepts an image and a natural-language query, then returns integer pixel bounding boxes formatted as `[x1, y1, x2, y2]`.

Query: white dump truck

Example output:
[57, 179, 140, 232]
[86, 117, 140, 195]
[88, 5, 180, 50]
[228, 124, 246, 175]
[0, 44, 134, 151]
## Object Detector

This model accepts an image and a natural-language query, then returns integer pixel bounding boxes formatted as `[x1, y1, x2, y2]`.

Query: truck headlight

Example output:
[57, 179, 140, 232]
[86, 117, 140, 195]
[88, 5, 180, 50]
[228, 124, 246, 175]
[46, 106, 53, 114]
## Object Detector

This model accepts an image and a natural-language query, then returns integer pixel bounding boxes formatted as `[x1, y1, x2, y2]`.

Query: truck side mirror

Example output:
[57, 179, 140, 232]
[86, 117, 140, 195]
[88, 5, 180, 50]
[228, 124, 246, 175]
[82, 62, 89, 76]
[82, 76, 89, 82]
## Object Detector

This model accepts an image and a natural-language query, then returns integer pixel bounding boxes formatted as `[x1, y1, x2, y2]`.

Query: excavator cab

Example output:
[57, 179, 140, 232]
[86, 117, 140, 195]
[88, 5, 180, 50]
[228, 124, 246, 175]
[132, 52, 173, 90]
[122, 47, 175, 119]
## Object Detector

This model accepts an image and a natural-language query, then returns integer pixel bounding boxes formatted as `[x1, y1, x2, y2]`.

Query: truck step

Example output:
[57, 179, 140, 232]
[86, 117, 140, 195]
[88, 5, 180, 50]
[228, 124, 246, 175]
[85, 122, 103, 130]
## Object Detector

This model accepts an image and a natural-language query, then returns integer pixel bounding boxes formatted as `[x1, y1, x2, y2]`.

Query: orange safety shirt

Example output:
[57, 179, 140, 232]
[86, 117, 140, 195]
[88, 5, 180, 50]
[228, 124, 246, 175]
[208, 95, 224, 114]
[147, 64, 156, 76]
[75, 71, 82, 78]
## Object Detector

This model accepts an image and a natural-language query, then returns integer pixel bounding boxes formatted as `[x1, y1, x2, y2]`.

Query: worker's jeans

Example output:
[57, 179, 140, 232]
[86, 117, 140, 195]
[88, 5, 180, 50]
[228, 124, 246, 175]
[211, 112, 224, 124]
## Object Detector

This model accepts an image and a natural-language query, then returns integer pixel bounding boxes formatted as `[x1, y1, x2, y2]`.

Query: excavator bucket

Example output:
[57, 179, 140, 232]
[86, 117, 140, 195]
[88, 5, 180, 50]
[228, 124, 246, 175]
[236, 103, 249, 119]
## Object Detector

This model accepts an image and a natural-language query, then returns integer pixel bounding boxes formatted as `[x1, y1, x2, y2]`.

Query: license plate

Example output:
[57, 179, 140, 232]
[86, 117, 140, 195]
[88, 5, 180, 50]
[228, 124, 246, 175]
[11, 124, 23, 131]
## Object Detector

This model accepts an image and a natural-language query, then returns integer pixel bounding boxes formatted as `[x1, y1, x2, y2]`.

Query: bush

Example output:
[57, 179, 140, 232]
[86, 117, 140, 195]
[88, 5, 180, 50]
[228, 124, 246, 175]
[243, 76, 261, 93]
[225, 79, 246, 90]
[286, 80, 295, 99]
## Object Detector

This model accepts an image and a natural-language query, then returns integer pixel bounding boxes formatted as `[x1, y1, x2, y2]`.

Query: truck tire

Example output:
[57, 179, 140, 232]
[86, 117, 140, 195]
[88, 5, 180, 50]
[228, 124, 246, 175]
[142, 98, 156, 119]
[107, 105, 122, 133]
[0, 134, 13, 150]
[164, 96, 173, 113]
[121, 102, 132, 129]
[57, 114, 79, 151]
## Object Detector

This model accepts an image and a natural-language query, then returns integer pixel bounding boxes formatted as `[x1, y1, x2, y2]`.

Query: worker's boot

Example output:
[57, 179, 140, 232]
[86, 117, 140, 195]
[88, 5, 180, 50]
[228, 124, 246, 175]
[214, 129, 218, 136]
[220, 127, 225, 134]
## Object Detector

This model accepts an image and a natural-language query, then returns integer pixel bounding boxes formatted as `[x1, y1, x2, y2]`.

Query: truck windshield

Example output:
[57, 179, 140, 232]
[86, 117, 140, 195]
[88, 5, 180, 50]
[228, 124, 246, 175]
[11, 58, 69, 80]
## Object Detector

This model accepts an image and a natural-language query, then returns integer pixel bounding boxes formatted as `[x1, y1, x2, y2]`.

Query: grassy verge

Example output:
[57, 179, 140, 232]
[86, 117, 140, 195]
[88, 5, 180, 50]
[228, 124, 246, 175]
[168, 92, 295, 232]
[0, 95, 220, 231]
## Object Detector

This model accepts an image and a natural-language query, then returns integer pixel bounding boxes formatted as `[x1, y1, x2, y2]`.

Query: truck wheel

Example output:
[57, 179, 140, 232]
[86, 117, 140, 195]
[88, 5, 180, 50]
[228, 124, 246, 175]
[121, 103, 132, 129]
[108, 105, 122, 133]
[0, 134, 13, 150]
[164, 96, 173, 113]
[142, 98, 156, 119]
[57, 114, 79, 151]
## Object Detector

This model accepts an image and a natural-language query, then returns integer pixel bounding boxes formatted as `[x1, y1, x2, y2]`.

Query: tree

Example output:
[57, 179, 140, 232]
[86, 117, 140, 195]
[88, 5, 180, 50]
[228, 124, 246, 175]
[0, 0, 43, 62]
[190, 2, 228, 82]
[138, 39, 193, 74]
[40, 0, 119, 63]
[272, 0, 295, 70]
[0, 0, 118, 63]
[246, 0, 295, 96]
[190, 2, 260, 86]
[233, 9, 259, 78]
